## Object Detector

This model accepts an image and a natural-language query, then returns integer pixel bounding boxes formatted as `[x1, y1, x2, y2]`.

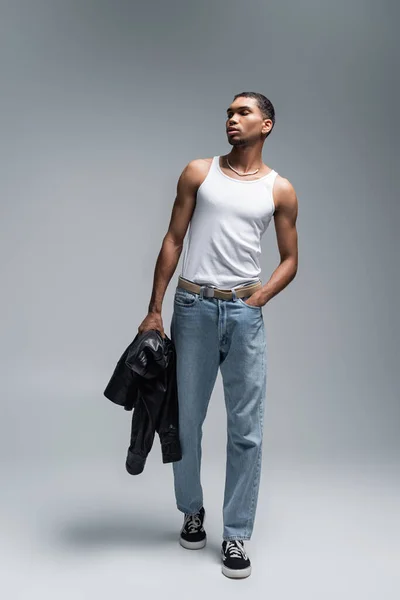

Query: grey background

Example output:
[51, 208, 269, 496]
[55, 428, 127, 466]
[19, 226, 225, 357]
[0, 1, 398, 598]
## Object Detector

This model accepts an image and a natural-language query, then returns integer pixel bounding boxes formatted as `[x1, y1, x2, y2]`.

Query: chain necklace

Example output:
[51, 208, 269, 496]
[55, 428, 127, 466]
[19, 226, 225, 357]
[226, 156, 261, 176]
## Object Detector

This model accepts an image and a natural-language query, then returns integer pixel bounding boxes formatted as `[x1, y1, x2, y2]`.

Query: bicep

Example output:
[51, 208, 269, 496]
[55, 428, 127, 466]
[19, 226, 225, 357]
[165, 163, 198, 247]
[273, 178, 299, 264]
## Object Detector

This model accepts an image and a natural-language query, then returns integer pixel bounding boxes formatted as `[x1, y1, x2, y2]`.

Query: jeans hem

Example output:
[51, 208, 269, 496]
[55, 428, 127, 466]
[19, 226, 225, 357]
[223, 536, 251, 541]
[177, 504, 203, 515]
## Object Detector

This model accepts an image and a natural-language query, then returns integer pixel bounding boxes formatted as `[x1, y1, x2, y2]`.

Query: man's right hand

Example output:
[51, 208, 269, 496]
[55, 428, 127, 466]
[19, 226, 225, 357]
[137, 312, 166, 339]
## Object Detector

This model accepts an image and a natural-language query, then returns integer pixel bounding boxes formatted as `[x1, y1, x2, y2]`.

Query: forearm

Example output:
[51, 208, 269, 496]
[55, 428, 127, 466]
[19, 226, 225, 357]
[259, 258, 297, 305]
[148, 237, 183, 314]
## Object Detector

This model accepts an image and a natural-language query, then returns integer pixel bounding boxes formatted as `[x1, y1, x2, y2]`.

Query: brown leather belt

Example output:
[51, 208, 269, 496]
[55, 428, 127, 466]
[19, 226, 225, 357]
[177, 275, 262, 300]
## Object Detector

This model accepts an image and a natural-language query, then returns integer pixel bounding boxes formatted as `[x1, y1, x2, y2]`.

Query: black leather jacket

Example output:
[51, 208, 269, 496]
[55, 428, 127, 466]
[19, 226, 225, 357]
[104, 329, 182, 475]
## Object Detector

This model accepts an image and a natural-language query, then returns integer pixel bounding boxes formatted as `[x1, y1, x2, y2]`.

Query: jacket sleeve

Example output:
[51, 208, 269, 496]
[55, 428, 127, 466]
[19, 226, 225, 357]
[103, 344, 140, 410]
[156, 340, 182, 464]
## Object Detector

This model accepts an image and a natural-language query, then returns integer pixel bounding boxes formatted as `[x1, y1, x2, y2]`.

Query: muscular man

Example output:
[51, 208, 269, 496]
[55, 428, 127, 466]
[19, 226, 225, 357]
[138, 92, 298, 579]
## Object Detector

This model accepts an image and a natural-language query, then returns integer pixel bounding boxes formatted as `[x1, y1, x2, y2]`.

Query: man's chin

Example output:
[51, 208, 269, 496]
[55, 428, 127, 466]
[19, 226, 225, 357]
[228, 138, 246, 147]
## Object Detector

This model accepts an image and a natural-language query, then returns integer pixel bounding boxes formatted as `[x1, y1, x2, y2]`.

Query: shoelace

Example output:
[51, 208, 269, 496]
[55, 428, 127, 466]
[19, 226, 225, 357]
[225, 540, 248, 560]
[184, 513, 202, 533]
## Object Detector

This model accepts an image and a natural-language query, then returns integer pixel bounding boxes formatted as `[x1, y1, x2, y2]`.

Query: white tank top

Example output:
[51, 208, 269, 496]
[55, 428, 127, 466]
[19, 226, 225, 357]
[179, 155, 278, 289]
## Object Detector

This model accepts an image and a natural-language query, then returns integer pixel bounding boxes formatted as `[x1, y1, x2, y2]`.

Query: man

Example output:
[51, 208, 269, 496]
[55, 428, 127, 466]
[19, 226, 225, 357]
[137, 92, 298, 578]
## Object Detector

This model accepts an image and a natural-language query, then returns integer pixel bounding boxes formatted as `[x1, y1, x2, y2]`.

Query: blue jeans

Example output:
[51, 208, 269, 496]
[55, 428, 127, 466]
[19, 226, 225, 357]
[170, 280, 267, 541]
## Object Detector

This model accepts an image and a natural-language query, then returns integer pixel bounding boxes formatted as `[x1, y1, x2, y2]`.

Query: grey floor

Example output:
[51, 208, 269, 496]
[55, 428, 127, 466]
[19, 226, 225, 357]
[1, 457, 398, 600]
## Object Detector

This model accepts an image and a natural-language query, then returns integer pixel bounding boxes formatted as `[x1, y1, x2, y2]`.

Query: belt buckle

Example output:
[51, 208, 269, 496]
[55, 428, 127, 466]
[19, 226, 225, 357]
[202, 286, 215, 298]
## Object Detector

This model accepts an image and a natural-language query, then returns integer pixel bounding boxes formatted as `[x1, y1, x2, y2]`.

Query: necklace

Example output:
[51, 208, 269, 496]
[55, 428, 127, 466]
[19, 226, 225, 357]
[226, 157, 260, 176]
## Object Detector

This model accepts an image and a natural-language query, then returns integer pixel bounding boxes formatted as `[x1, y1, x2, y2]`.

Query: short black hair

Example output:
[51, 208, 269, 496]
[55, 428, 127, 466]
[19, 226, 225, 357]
[232, 92, 275, 138]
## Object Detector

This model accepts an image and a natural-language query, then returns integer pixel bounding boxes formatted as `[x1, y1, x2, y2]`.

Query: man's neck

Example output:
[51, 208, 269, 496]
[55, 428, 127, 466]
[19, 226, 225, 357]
[226, 148, 264, 171]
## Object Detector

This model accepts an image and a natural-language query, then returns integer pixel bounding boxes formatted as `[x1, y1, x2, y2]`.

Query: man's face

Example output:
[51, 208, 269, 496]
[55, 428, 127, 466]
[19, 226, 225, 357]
[225, 98, 272, 146]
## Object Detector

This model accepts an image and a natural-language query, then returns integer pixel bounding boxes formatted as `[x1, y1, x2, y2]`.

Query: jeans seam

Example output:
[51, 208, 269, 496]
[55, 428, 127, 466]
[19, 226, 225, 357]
[244, 336, 266, 538]
[244, 443, 262, 538]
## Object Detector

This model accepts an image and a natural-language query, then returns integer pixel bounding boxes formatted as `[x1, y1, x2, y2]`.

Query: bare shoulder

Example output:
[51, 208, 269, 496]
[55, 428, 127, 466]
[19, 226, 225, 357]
[179, 157, 213, 191]
[273, 173, 298, 214]
[165, 158, 214, 248]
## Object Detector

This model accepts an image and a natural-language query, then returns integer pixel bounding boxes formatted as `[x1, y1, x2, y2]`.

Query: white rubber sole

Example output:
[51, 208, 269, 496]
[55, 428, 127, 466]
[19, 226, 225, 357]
[179, 535, 207, 550]
[221, 550, 252, 578]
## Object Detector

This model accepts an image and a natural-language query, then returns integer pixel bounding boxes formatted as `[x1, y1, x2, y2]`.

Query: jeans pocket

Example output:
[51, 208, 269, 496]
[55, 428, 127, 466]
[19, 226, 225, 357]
[237, 296, 262, 310]
[174, 288, 198, 306]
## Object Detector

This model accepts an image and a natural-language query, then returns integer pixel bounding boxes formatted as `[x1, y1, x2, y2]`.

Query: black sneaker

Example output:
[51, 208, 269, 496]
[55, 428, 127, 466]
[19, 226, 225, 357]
[221, 539, 252, 578]
[179, 506, 206, 549]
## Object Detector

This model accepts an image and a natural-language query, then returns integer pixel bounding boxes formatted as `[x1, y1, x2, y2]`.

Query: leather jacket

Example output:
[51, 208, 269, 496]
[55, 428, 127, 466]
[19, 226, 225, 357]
[104, 329, 182, 475]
